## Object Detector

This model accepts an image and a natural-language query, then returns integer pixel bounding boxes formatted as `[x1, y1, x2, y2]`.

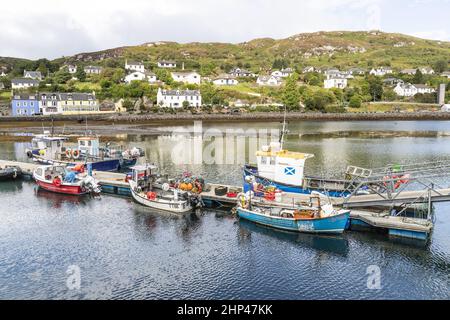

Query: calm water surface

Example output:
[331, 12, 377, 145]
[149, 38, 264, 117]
[0, 120, 450, 299]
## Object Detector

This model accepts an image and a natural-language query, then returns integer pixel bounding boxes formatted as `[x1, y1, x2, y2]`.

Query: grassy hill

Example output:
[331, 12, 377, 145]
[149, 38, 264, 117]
[1, 31, 449, 112]
[54, 31, 450, 74]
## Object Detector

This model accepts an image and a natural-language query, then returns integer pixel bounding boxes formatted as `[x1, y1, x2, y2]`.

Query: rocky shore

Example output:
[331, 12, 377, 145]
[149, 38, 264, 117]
[1, 111, 450, 124]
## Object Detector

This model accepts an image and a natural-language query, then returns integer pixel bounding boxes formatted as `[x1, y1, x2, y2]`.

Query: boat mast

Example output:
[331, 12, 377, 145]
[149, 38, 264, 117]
[279, 105, 288, 149]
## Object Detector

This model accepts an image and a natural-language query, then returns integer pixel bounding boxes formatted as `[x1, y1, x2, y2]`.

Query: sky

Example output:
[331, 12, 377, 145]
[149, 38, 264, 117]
[1, 0, 449, 60]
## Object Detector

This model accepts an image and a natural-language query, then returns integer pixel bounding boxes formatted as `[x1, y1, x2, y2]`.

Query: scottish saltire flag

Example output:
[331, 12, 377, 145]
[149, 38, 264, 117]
[284, 167, 295, 175]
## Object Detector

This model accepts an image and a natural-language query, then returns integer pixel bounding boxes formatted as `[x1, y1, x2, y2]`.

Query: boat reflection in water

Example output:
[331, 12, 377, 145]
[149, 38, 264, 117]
[0, 179, 24, 193]
[238, 219, 349, 256]
[34, 187, 91, 209]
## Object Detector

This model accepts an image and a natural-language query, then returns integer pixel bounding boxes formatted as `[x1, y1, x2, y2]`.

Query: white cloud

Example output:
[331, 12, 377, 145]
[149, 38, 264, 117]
[0, 0, 448, 59]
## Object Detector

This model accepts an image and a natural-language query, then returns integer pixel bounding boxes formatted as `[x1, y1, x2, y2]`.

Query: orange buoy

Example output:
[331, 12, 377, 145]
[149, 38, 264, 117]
[53, 177, 62, 187]
[146, 192, 157, 200]
[73, 163, 85, 173]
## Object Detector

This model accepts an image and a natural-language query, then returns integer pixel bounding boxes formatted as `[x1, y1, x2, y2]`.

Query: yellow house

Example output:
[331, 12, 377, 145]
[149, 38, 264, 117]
[58, 92, 100, 115]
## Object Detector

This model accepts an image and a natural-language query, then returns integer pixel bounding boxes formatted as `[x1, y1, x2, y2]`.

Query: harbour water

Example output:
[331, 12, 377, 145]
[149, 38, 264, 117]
[0, 120, 450, 299]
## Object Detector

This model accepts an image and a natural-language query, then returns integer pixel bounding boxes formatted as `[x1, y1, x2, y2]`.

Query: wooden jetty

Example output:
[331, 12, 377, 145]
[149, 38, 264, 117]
[0, 159, 437, 240]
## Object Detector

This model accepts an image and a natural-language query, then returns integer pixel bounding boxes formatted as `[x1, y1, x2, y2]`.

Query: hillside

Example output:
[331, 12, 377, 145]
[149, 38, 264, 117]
[1, 30, 449, 76]
[56, 31, 450, 73]
[1, 30, 449, 115]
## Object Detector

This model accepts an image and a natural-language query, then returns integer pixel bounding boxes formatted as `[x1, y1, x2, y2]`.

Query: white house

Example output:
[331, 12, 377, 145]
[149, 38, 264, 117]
[212, 74, 238, 86]
[394, 83, 417, 97]
[302, 66, 315, 73]
[415, 84, 436, 94]
[271, 68, 293, 78]
[11, 78, 40, 89]
[0, 71, 7, 77]
[256, 75, 282, 86]
[157, 60, 176, 68]
[24, 70, 43, 80]
[369, 67, 393, 76]
[324, 77, 347, 89]
[441, 104, 450, 112]
[125, 60, 145, 73]
[348, 67, 365, 75]
[440, 71, 450, 79]
[420, 67, 435, 75]
[157, 88, 201, 108]
[124, 71, 157, 84]
[67, 65, 77, 74]
[229, 68, 255, 77]
[171, 71, 201, 85]
[400, 69, 417, 75]
[394, 83, 435, 97]
[84, 66, 103, 75]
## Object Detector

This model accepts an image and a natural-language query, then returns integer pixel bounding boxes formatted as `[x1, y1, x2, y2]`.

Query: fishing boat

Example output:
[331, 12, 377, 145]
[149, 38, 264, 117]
[128, 165, 196, 214]
[33, 164, 101, 195]
[0, 165, 22, 181]
[243, 107, 371, 197]
[27, 134, 120, 172]
[236, 194, 350, 234]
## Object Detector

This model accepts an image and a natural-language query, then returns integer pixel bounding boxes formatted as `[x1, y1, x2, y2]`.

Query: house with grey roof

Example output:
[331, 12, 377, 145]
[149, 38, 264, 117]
[11, 78, 40, 90]
[125, 60, 145, 73]
[229, 68, 255, 78]
[348, 67, 365, 75]
[84, 66, 103, 75]
[24, 70, 43, 80]
[213, 74, 238, 86]
[400, 68, 417, 75]
[157, 60, 177, 68]
[157, 88, 201, 108]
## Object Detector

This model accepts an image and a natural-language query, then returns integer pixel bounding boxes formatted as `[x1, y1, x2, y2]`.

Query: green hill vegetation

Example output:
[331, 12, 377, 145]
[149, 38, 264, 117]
[1, 31, 449, 113]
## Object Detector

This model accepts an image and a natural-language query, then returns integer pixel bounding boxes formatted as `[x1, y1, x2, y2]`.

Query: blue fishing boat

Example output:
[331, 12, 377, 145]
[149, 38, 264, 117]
[237, 202, 350, 234]
[26, 134, 120, 172]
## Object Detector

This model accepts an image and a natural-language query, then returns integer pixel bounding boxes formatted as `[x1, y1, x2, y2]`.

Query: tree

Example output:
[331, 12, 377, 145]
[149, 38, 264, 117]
[412, 69, 423, 84]
[282, 73, 300, 110]
[53, 69, 72, 84]
[304, 89, 336, 112]
[367, 76, 383, 101]
[122, 99, 134, 112]
[272, 58, 289, 70]
[182, 100, 190, 109]
[75, 68, 86, 82]
[434, 60, 448, 73]
[348, 95, 362, 108]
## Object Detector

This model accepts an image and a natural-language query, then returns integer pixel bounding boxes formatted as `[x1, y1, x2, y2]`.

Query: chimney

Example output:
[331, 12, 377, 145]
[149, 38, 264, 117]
[438, 83, 446, 105]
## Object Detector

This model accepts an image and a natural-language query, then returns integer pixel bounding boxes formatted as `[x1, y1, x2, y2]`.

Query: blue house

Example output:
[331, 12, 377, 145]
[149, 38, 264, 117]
[11, 93, 40, 116]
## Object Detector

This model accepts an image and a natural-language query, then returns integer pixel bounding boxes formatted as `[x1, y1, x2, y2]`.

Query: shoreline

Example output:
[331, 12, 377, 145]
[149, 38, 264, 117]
[1, 111, 450, 124]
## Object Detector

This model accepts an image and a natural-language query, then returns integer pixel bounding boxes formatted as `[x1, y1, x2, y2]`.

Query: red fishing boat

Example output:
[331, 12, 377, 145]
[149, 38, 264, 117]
[33, 165, 101, 195]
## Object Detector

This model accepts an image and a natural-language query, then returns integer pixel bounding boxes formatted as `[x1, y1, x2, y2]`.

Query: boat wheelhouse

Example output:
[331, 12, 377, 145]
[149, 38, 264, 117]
[243, 141, 354, 197]
[33, 164, 101, 195]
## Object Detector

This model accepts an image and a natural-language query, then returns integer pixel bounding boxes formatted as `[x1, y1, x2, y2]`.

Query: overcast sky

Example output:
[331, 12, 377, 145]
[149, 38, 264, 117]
[1, 0, 449, 60]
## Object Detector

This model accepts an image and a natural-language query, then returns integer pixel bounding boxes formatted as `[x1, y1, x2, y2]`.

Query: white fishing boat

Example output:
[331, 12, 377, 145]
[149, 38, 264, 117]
[128, 165, 193, 214]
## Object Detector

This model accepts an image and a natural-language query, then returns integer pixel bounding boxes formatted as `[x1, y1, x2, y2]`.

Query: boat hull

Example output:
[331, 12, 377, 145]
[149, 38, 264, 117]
[0, 168, 21, 181]
[129, 182, 192, 214]
[33, 156, 120, 172]
[243, 165, 351, 198]
[35, 179, 87, 195]
[237, 207, 350, 234]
